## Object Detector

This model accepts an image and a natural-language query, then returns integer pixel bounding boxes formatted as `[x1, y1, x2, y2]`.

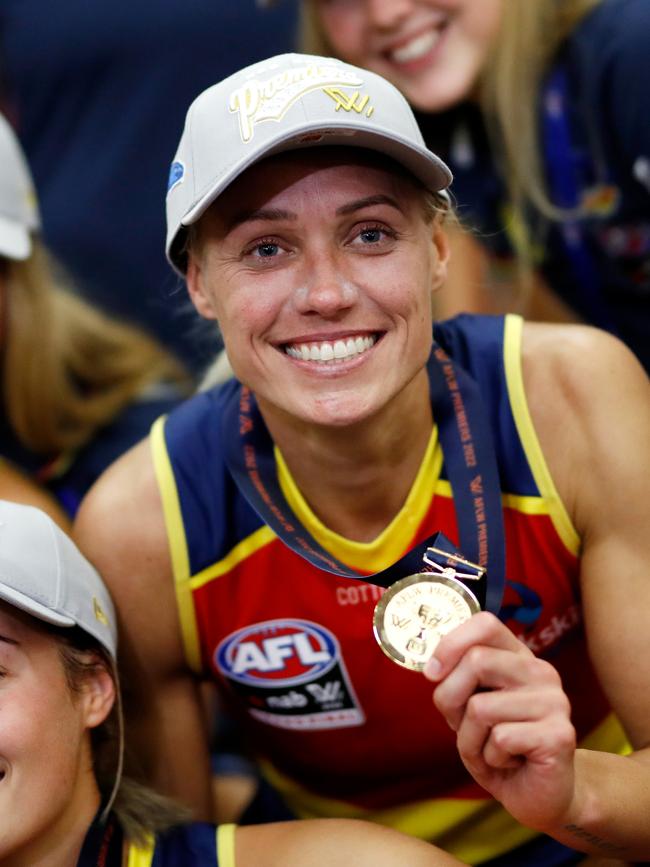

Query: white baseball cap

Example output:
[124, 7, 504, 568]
[166, 52, 452, 274]
[0, 114, 40, 262]
[0, 500, 116, 659]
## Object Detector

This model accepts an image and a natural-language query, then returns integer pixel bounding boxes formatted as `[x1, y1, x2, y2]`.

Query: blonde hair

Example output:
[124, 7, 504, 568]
[56, 627, 190, 844]
[3, 242, 191, 456]
[301, 0, 601, 268]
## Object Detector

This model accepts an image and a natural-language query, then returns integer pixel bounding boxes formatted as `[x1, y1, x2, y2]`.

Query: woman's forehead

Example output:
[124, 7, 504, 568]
[0, 600, 50, 644]
[204, 147, 424, 228]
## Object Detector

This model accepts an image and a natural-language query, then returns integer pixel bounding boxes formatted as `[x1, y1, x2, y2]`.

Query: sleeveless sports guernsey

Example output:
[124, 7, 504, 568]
[123, 821, 233, 866]
[152, 314, 628, 864]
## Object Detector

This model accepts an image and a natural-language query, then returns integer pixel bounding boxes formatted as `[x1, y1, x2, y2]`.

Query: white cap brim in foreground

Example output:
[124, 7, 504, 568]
[166, 52, 452, 275]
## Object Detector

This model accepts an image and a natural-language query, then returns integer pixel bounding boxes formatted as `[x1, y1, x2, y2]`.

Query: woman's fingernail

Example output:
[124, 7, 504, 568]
[424, 656, 441, 680]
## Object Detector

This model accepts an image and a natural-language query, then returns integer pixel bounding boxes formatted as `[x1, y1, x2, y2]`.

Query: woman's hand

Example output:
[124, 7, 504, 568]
[424, 611, 577, 833]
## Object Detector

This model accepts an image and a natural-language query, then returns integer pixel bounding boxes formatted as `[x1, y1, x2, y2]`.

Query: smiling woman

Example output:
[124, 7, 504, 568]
[74, 52, 650, 866]
[185, 148, 449, 434]
[302, 0, 503, 112]
[301, 0, 650, 372]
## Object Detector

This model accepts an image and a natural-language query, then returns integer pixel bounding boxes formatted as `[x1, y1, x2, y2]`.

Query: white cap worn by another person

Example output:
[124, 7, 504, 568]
[0, 115, 40, 262]
[166, 52, 453, 275]
[0, 499, 117, 660]
[0, 499, 122, 819]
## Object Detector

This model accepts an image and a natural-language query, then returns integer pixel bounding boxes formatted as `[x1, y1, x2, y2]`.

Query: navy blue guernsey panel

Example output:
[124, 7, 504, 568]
[162, 384, 265, 576]
[434, 314, 538, 496]
[150, 822, 218, 866]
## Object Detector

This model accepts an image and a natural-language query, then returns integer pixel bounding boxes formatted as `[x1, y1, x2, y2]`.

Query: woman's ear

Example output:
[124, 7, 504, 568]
[81, 661, 116, 730]
[430, 220, 451, 292]
[186, 252, 219, 322]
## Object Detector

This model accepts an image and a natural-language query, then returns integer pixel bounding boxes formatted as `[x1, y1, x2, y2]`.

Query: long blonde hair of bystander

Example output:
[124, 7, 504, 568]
[2, 244, 190, 456]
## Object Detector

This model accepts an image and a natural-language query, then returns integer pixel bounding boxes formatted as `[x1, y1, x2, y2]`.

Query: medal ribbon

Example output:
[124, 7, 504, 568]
[77, 812, 123, 867]
[221, 344, 505, 613]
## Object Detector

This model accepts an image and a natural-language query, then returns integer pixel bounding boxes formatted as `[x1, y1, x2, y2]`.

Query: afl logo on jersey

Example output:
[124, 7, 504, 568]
[215, 619, 338, 686]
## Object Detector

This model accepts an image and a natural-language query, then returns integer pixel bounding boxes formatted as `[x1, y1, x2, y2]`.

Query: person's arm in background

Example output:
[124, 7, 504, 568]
[426, 324, 650, 859]
[73, 437, 215, 819]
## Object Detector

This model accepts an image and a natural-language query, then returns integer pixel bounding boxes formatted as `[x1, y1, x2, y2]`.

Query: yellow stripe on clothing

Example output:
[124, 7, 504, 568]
[217, 823, 237, 867]
[126, 834, 155, 867]
[436, 478, 552, 516]
[258, 759, 536, 863]
[503, 315, 580, 556]
[275, 425, 441, 573]
[190, 525, 277, 591]
[150, 416, 202, 673]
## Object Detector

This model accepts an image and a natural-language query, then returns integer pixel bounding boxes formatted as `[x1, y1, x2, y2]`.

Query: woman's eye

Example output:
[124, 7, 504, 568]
[353, 224, 395, 248]
[243, 238, 288, 263]
[255, 242, 280, 258]
[360, 228, 383, 244]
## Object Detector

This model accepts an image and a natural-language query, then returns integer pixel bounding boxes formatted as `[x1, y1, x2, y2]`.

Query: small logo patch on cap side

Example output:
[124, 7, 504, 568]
[167, 161, 185, 193]
[93, 597, 109, 626]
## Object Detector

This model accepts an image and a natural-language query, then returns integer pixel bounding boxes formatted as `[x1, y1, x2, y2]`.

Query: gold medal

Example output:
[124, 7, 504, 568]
[373, 547, 484, 671]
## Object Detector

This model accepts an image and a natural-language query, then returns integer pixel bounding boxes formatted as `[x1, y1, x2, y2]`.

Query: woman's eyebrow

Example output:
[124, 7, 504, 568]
[224, 194, 403, 233]
[336, 194, 403, 216]
[227, 207, 297, 231]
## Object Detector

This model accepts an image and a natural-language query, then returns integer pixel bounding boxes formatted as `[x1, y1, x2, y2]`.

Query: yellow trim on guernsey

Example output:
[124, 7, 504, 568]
[126, 825, 235, 866]
[126, 833, 155, 867]
[435, 478, 555, 516]
[258, 759, 538, 863]
[260, 713, 628, 863]
[217, 823, 237, 867]
[150, 416, 202, 673]
[274, 425, 442, 573]
[190, 525, 277, 591]
[503, 314, 581, 556]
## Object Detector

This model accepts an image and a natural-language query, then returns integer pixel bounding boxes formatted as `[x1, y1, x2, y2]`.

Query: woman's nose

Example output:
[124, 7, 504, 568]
[365, 0, 415, 31]
[293, 255, 359, 317]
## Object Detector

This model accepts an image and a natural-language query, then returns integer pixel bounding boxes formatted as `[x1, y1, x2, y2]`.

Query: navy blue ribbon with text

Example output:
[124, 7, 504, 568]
[78, 813, 123, 867]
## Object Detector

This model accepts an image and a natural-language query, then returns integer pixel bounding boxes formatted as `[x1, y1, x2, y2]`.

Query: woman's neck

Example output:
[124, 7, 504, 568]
[259, 371, 434, 542]
[5, 784, 102, 867]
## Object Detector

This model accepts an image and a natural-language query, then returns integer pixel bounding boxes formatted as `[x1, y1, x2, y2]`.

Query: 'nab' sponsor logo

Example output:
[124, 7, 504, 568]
[215, 619, 337, 686]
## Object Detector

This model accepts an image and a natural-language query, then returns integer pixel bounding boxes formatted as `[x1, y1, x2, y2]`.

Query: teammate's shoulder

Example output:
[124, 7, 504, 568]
[73, 436, 161, 548]
[520, 321, 647, 411]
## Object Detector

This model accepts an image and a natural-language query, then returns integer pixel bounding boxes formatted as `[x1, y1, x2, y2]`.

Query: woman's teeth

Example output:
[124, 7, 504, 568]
[390, 30, 439, 64]
[285, 335, 376, 363]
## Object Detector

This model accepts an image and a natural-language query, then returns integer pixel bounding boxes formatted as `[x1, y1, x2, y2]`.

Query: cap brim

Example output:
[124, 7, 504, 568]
[0, 214, 32, 261]
[181, 120, 453, 229]
[0, 583, 76, 627]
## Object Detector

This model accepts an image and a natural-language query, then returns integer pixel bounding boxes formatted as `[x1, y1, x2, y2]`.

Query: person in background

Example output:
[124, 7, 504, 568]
[0, 458, 70, 528]
[0, 112, 192, 518]
[0, 498, 467, 867]
[0, 0, 300, 375]
[301, 0, 650, 372]
[74, 53, 650, 865]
